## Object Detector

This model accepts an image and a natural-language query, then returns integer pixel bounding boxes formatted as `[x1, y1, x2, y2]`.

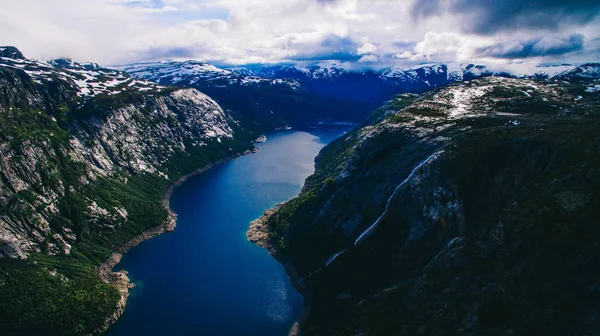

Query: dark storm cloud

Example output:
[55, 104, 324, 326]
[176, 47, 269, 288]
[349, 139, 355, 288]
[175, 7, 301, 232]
[289, 35, 362, 62]
[143, 47, 197, 59]
[476, 34, 585, 59]
[289, 52, 362, 62]
[412, 0, 600, 34]
[320, 35, 360, 50]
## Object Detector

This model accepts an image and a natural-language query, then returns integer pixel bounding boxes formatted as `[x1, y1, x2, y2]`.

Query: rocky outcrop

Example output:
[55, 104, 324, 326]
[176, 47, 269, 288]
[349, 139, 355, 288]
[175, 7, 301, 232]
[257, 76, 600, 335]
[0, 236, 25, 259]
[247, 203, 284, 255]
[96, 253, 133, 334]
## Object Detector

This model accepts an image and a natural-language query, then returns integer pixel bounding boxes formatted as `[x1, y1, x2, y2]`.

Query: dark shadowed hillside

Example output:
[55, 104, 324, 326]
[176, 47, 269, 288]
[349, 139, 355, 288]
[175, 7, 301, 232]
[255, 76, 600, 335]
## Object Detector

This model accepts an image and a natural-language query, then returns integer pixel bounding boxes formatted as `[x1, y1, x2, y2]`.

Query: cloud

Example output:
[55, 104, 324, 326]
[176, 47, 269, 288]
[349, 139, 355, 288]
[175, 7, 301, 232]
[0, 0, 598, 66]
[412, 0, 600, 35]
[357, 42, 376, 55]
[285, 35, 361, 62]
[358, 54, 378, 63]
[414, 32, 464, 58]
[476, 34, 585, 59]
[394, 51, 413, 59]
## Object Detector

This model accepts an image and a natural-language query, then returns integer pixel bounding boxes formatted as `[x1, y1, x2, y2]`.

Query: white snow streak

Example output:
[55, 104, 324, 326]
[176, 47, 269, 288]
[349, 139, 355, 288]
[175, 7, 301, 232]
[354, 151, 443, 246]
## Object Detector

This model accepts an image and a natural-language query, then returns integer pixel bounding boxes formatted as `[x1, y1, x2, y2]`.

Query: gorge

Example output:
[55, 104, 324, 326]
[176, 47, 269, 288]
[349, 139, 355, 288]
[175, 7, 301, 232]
[1, 44, 600, 336]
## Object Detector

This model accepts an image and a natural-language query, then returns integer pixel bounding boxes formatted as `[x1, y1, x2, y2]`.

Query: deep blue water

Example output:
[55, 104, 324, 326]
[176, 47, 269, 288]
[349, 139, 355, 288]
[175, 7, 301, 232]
[106, 129, 348, 336]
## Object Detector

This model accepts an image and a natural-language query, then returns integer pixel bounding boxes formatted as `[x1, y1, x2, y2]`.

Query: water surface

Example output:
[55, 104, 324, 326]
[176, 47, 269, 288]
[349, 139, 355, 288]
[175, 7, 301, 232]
[107, 128, 348, 336]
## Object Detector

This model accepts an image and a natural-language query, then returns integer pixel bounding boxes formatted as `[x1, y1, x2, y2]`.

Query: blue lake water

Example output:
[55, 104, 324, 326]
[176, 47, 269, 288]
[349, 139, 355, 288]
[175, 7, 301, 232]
[106, 128, 348, 336]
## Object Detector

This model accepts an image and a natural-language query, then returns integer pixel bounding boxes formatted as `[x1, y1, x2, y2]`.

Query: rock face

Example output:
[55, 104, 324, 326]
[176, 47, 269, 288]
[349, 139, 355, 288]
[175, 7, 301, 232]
[0, 236, 25, 258]
[261, 76, 600, 335]
[0, 47, 255, 335]
[0, 49, 244, 257]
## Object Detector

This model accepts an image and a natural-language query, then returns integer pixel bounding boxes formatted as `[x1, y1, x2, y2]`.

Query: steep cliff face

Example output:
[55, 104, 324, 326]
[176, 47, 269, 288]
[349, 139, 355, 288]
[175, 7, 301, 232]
[262, 76, 600, 335]
[0, 57, 243, 257]
[0, 47, 254, 335]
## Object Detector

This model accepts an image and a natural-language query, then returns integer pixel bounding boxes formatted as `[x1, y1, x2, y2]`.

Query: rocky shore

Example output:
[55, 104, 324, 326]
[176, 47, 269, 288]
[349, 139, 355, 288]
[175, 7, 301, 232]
[96, 209, 177, 333]
[254, 135, 267, 143]
[247, 203, 283, 254]
[247, 203, 310, 336]
[98, 147, 259, 333]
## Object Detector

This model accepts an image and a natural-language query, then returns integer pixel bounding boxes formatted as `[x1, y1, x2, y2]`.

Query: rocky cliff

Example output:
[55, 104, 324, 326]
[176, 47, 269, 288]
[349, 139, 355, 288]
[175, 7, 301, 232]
[0, 47, 254, 335]
[259, 76, 600, 335]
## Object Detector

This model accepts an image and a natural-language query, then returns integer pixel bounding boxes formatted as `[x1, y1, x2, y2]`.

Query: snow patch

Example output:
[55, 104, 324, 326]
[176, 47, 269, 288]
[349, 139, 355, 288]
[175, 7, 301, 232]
[585, 84, 600, 93]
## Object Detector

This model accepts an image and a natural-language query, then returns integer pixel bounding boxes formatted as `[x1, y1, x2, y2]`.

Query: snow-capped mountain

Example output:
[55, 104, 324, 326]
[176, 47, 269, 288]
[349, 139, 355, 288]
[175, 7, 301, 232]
[232, 63, 464, 102]
[259, 75, 600, 336]
[555, 63, 600, 79]
[0, 47, 164, 98]
[112, 59, 600, 128]
[115, 61, 491, 123]
[116, 60, 302, 90]
[118, 61, 599, 104]
[115, 60, 381, 128]
[232, 62, 599, 92]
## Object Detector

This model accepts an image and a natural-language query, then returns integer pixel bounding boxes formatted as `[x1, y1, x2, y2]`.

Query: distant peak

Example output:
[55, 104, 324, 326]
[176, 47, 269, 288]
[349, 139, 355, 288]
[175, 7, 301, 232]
[0, 46, 25, 60]
[49, 58, 75, 68]
[49, 58, 101, 70]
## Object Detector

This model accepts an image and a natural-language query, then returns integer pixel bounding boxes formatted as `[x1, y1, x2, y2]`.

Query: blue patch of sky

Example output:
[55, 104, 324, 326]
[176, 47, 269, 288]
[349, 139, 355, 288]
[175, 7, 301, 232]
[120, 0, 163, 9]
[122, 0, 229, 24]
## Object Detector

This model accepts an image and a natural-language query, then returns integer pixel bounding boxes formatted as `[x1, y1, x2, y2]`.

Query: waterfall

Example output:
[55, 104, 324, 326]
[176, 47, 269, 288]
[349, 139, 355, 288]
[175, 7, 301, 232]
[296, 249, 347, 284]
[354, 151, 443, 246]
[297, 150, 443, 284]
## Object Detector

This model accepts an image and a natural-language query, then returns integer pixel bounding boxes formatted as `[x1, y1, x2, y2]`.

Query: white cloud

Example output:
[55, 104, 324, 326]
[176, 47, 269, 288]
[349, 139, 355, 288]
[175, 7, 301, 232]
[0, 0, 597, 66]
[394, 51, 413, 59]
[357, 42, 377, 55]
[358, 54, 379, 63]
[414, 32, 465, 58]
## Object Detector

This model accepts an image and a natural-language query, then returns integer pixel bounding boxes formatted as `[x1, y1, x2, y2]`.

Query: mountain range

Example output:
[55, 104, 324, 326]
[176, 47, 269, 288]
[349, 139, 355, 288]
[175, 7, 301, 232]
[1, 44, 599, 335]
[116, 60, 600, 127]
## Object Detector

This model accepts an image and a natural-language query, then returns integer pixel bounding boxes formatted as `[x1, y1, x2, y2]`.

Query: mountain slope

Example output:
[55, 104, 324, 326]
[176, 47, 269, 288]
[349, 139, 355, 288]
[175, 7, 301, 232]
[114, 61, 492, 127]
[117, 61, 600, 130]
[252, 76, 600, 335]
[0, 47, 256, 335]
[117, 60, 374, 129]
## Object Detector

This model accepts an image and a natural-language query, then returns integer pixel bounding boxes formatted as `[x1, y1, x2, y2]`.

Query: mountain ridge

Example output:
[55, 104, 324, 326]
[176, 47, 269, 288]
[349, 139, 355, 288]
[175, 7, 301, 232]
[253, 75, 600, 335]
[0, 46, 257, 335]
[115, 60, 600, 128]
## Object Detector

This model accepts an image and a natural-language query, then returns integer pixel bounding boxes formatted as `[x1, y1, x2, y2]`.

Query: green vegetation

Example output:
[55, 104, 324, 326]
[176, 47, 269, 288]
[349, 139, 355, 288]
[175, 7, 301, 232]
[265, 93, 418, 252]
[0, 67, 254, 335]
[0, 259, 119, 336]
[261, 77, 600, 336]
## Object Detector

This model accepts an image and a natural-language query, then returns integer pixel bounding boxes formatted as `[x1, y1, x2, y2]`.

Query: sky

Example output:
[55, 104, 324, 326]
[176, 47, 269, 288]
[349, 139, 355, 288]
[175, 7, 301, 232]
[0, 0, 599, 68]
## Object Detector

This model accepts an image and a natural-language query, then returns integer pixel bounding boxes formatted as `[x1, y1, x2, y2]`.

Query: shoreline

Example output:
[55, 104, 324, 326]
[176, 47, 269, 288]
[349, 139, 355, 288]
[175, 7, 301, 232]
[247, 203, 312, 336]
[97, 147, 258, 333]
